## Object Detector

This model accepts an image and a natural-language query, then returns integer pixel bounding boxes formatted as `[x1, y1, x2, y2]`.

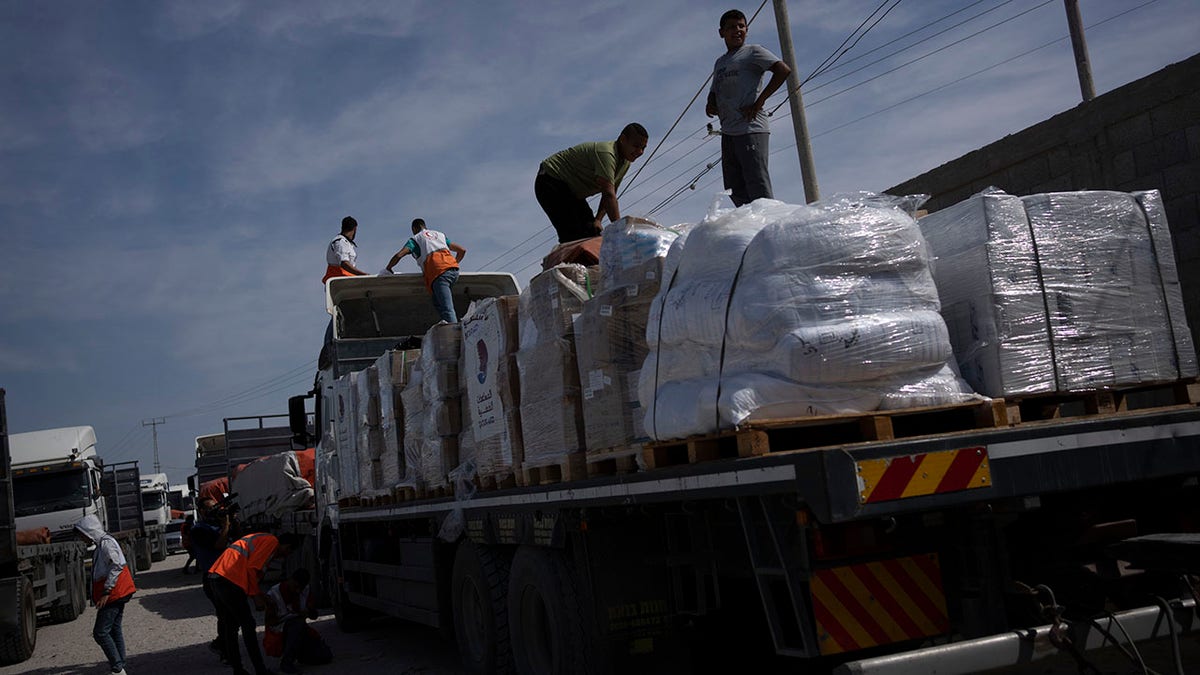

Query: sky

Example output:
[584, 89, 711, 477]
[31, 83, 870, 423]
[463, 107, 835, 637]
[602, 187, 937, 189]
[1, 0, 1197, 486]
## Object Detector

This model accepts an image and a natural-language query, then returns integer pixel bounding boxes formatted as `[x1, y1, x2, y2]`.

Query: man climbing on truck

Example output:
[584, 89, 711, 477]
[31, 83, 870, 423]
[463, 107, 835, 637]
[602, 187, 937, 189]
[381, 218, 466, 324]
[535, 123, 648, 243]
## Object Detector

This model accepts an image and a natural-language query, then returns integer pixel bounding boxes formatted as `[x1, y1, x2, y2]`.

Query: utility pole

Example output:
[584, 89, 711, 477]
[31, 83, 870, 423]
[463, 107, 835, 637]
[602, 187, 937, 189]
[1063, 0, 1096, 101]
[773, 0, 820, 203]
[142, 417, 165, 474]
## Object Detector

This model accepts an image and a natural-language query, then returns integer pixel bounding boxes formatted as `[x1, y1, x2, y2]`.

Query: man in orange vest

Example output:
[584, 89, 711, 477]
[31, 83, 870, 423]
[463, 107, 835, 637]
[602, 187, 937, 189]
[208, 531, 301, 675]
[322, 216, 368, 283]
[75, 514, 137, 675]
[382, 218, 467, 323]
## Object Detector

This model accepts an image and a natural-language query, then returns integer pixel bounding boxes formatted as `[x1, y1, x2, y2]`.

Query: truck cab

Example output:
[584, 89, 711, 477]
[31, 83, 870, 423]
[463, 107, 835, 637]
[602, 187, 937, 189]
[138, 472, 171, 563]
[9, 427, 105, 542]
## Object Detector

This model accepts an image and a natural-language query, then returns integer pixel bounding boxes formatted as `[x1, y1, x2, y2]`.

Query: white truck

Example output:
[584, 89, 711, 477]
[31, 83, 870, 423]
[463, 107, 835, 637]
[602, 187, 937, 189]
[139, 472, 170, 563]
[1, 408, 93, 663]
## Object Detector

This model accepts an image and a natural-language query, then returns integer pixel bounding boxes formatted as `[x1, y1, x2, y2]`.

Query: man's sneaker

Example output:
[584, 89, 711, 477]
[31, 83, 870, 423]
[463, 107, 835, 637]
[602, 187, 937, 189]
[281, 663, 302, 674]
[112, 669, 126, 675]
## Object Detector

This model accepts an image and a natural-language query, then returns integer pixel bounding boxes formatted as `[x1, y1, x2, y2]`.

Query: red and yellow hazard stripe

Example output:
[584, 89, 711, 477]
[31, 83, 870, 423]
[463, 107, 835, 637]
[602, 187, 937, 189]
[810, 553, 951, 655]
[857, 446, 990, 504]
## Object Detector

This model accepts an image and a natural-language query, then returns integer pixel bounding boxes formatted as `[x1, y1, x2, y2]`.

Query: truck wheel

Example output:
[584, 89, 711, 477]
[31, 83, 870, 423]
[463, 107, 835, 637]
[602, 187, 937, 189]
[135, 537, 152, 572]
[452, 542, 512, 675]
[151, 532, 167, 562]
[0, 576, 37, 664]
[47, 560, 85, 623]
[507, 546, 594, 675]
[329, 548, 371, 633]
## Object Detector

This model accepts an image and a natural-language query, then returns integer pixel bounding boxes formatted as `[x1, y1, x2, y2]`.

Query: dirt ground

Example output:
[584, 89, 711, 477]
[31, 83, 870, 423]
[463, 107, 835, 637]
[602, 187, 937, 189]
[1, 552, 464, 675]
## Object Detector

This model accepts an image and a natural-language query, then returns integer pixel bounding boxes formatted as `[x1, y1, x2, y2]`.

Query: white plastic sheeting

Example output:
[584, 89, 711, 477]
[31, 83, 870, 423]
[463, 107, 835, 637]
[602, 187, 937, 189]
[230, 451, 314, 521]
[640, 195, 975, 441]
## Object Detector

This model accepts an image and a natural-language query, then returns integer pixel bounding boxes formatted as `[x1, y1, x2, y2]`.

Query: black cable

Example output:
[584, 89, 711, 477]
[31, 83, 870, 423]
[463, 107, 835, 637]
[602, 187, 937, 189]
[807, 0, 906, 84]
[1151, 597, 1185, 675]
[804, 0, 1023, 94]
[799, 0, 899, 88]
[1102, 610, 1151, 674]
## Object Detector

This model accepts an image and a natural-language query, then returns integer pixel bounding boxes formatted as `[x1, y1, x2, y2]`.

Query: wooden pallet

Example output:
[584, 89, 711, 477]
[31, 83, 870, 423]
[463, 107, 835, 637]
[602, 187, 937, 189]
[392, 486, 417, 502]
[585, 446, 641, 478]
[1004, 379, 1200, 424]
[517, 453, 587, 487]
[643, 398, 1008, 470]
[414, 484, 453, 500]
[476, 472, 518, 492]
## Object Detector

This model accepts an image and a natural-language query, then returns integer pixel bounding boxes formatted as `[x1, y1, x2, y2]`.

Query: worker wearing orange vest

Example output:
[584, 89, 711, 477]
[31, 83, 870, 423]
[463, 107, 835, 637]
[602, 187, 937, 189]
[208, 531, 301, 675]
[76, 514, 137, 675]
[382, 218, 467, 323]
[322, 216, 369, 284]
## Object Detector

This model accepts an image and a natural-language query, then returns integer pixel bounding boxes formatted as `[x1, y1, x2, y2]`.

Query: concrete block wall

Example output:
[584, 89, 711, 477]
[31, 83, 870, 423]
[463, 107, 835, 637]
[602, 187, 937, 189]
[888, 52, 1200, 347]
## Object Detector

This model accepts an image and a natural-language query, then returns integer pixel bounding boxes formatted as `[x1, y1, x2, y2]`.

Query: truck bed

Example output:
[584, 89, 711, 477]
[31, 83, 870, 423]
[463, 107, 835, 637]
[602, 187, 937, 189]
[336, 402, 1200, 526]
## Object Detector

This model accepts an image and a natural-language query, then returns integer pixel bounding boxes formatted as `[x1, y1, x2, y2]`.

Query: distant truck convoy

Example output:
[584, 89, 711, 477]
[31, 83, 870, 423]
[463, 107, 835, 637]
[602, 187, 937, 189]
[139, 472, 170, 563]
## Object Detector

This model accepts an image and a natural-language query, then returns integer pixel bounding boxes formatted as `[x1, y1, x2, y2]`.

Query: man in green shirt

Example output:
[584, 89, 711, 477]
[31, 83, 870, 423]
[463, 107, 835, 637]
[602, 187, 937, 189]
[535, 123, 649, 243]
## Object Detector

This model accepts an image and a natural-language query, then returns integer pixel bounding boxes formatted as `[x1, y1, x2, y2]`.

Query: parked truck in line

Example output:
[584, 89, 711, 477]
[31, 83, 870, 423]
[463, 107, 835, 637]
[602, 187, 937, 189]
[100, 461, 153, 573]
[0, 390, 91, 664]
[263, 274, 1200, 675]
[138, 471, 170, 563]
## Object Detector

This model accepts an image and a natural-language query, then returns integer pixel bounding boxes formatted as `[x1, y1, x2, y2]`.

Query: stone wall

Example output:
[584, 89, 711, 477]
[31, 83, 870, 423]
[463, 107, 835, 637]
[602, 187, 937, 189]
[888, 52, 1200, 342]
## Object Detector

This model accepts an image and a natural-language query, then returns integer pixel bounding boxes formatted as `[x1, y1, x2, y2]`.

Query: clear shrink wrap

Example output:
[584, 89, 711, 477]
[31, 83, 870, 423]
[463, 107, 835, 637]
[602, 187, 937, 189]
[576, 287, 656, 451]
[399, 371, 425, 489]
[598, 217, 678, 293]
[375, 349, 421, 490]
[1023, 190, 1193, 389]
[355, 364, 383, 495]
[640, 195, 976, 441]
[461, 297, 523, 477]
[418, 322, 463, 489]
[517, 265, 592, 465]
[334, 371, 361, 498]
[1133, 190, 1197, 378]
[916, 191, 1055, 397]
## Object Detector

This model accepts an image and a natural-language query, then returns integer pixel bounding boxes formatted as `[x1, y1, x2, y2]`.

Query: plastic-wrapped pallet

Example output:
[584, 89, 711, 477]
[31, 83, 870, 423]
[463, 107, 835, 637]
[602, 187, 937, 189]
[598, 216, 678, 293]
[400, 370, 425, 489]
[517, 265, 593, 465]
[916, 190, 1055, 397]
[334, 371, 361, 499]
[419, 323, 463, 489]
[375, 349, 421, 490]
[461, 296, 523, 479]
[640, 196, 975, 441]
[354, 364, 384, 495]
[920, 188, 1197, 397]
[1022, 190, 1196, 389]
[577, 219, 681, 451]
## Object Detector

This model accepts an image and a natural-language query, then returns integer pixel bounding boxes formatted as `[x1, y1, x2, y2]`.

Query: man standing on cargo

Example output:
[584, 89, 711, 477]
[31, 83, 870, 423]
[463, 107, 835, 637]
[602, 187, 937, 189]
[381, 218, 466, 324]
[322, 216, 369, 283]
[706, 9, 790, 206]
[535, 123, 649, 243]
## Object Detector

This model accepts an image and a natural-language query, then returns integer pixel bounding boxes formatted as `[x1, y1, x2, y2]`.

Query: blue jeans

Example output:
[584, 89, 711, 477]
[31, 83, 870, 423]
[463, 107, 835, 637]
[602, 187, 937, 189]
[431, 268, 460, 323]
[94, 598, 128, 672]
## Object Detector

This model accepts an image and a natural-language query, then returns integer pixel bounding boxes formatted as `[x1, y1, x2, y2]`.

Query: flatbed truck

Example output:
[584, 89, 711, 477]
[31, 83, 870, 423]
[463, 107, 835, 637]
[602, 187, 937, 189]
[277, 275, 1200, 674]
[0, 390, 90, 664]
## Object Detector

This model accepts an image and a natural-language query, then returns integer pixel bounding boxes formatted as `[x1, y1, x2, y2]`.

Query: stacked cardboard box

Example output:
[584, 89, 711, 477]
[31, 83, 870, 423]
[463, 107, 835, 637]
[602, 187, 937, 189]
[918, 188, 1197, 397]
[333, 371, 361, 500]
[418, 323, 463, 489]
[577, 219, 677, 452]
[374, 348, 421, 490]
[460, 296, 523, 480]
[516, 265, 594, 468]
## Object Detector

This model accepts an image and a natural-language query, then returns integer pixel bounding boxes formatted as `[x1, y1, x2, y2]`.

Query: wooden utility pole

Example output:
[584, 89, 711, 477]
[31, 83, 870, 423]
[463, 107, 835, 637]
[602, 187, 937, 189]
[772, 0, 820, 203]
[1063, 0, 1096, 101]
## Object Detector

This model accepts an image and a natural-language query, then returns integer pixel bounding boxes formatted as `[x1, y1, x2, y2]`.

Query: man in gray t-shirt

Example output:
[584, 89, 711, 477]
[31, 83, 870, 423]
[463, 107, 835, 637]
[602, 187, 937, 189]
[706, 9, 791, 206]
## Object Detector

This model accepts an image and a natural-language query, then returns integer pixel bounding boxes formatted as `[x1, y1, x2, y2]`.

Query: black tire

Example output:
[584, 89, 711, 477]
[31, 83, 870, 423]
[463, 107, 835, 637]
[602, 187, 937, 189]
[328, 546, 371, 633]
[135, 537, 152, 572]
[452, 542, 512, 675]
[507, 546, 597, 675]
[0, 576, 37, 664]
[47, 559, 85, 623]
[151, 532, 167, 563]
